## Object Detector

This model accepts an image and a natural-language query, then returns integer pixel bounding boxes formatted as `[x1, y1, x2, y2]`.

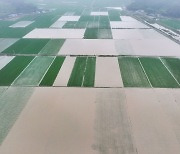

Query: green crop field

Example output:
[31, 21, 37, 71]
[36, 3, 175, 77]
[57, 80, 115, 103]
[40, 56, 65, 86]
[84, 28, 112, 39]
[97, 29, 112, 39]
[118, 57, 150, 87]
[99, 16, 110, 29]
[2, 39, 49, 54]
[108, 10, 121, 21]
[161, 58, 180, 84]
[39, 39, 65, 55]
[84, 28, 99, 39]
[68, 57, 87, 87]
[140, 57, 179, 88]
[13, 56, 54, 86]
[0, 56, 34, 86]
[83, 57, 96, 87]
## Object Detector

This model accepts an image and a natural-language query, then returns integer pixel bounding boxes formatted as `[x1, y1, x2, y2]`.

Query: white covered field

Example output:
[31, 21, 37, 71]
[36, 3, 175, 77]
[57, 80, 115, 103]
[58, 16, 80, 21]
[1, 88, 180, 154]
[50, 21, 67, 28]
[110, 21, 149, 29]
[90, 12, 108, 16]
[9, 21, 34, 28]
[23, 29, 86, 39]
[59, 39, 117, 55]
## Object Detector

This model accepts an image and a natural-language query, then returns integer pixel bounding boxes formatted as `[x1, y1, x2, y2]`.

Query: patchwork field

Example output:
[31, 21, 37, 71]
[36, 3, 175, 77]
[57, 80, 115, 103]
[1, 4, 180, 154]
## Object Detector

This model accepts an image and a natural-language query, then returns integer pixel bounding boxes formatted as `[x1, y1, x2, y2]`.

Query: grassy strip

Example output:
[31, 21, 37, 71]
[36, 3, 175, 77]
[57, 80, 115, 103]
[84, 28, 98, 39]
[2, 39, 49, 54]
[83, 57, 96, 87]
[68, 57, 87, 87]
[118, 57, 150, 87]
[0, 87, 34, 144]
[39, 39, 65, 55]
[0, 56, 34, 86]
[161, 58, 180, 84]
[39, 56, 65, 86]
[140, 57, 179, 88]
[13, 56, 54, 86]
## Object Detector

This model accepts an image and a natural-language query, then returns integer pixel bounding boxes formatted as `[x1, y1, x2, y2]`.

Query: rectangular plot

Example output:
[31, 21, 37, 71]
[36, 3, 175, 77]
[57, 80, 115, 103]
[39, 57, 65, 86]
[24, 29, 85, 39]
[95, 57, 123, 87]
[84, 28, 98, 39]
[9, 21, 34, 28]
[83, 57, 96, 87]
[0, 87, 34, 145]
[2, 39, 49, 54]
[12, 56, 54, 86]
[97, 29, 112, 39]
[50, 21, 67, 28]
[125, 88, 180, 154]
[68, 57, 87, 87]
[108, 10, 121, 21]
[140, 57, 179, 88]
[99, 16, 110, 29]
[110, 21, 149, 29]
[0, 56, 15, 70]
[0, 38, 19, 53]
[58, 16, 80, 21]
[59, 39, 117, 55]
[62, 21, 77, 28]
[39, 39, 65, 55]
[118, 57, 150, 87]
[91, 12, 108, 16]
[161, 58, 180, 84]
[53, 56, 76, 86]
[0, 56, 34, 86]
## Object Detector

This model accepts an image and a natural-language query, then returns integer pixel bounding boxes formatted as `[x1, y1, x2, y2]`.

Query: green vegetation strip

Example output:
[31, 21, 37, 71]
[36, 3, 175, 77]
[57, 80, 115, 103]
[83, 57, 96, 87]
[40, 56, 65, 86]
[2, 39, 49, 54]
[68, 57, 87, 87]
[0, 56, 34, 86]
[13, 56, 54, 86]
[118, 57, 150, 87]
[39, 39, 65, 55]
[161, 58, 180, 84]
[140, 57, 179, 88]
[0, 87, 34, 145]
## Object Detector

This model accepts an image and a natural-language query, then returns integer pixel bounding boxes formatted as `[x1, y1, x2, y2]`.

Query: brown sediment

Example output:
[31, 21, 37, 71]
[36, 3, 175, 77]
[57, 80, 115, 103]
[95, 57, 123, 87]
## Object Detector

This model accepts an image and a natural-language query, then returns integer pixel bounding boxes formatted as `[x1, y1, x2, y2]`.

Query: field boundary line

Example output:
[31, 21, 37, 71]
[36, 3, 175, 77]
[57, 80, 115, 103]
[38, 56, 56, 85]
[81, 57, 88, 87]
[137, 57, 153, 88]
[10, 56, 36, 86]
[159, 57, 180, 86]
